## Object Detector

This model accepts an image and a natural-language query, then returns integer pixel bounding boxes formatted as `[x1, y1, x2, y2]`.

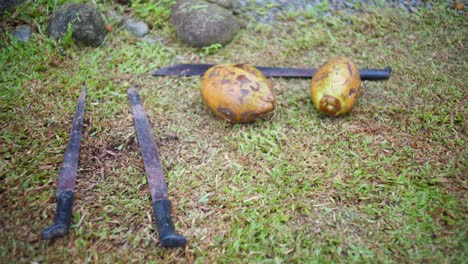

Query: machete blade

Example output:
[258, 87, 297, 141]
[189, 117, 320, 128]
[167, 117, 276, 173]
[150, 63, 316, 78]
[42, 86, 87, 240]
[151, 64, 392, 81]
[151, 64, 213, 77]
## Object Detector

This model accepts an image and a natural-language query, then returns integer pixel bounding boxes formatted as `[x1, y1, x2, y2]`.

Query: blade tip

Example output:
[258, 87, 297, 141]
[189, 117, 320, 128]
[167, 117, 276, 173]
[150, 70, 162, 76]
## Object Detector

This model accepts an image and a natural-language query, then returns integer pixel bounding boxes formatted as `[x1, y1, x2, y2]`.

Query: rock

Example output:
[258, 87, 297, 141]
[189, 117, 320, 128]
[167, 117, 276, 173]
[124, 19, 149, 37]
[13, 25, 32, 42]
[170, 0, 240, 47]
[206, 0, 240, 11]
[47, 4, 107, 47]
[0, 0, 26, 15]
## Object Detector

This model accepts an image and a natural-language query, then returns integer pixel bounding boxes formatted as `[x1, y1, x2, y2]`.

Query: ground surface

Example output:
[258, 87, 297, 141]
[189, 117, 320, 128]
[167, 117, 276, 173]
[0, 0, 467, 263]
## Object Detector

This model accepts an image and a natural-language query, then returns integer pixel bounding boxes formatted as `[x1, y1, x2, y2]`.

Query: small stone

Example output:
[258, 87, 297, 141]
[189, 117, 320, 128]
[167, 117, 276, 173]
[170, 0, 240, 47]
[13, 25, 32, 42]
[124, 19, 149, 37]
[47, 4, 107, 47]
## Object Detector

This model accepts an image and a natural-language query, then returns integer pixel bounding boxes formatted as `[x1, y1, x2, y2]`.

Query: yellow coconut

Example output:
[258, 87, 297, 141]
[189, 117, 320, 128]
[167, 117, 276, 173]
[200, 64, 276, 123]
[311, 57, 361, 116]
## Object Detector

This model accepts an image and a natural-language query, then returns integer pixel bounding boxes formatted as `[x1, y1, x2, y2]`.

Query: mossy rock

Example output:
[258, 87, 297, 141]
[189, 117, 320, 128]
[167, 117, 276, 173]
[47, 4, 107, 47]
[170, 0, 239, 47]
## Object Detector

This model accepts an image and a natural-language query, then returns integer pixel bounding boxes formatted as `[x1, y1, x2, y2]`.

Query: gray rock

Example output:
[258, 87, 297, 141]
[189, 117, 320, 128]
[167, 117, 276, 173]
[170, 0, 240, 47]
[206, 0, 241, 11]
[0, 0, 26, 15]
[47, 4, 107, 47]
[124, 19, 149, 37]
[13, 25, 32, 42]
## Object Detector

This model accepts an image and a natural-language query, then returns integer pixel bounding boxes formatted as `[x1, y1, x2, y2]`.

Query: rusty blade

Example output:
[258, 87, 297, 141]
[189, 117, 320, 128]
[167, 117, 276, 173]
[127, 88, 187, 248]
[41, 86, 87, 240]
[56, 86, 87, 194]
[127, 88, 169, 202]
[151, 63, 392, 81]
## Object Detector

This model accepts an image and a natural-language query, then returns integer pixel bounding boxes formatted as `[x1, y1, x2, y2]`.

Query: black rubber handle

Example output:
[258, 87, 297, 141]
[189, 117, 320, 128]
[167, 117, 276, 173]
[153, 199, 187, 248]
[360, 66, 392, 81]
[41, 191, 74, 240]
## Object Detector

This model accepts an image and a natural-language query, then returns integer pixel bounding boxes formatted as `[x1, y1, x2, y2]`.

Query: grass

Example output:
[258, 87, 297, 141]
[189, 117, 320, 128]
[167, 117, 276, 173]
[0, 0, 466, 263]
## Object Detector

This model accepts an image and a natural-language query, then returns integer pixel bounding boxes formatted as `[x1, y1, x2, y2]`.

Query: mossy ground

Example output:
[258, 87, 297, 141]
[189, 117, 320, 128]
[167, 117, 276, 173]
[0, 1, 466, 263]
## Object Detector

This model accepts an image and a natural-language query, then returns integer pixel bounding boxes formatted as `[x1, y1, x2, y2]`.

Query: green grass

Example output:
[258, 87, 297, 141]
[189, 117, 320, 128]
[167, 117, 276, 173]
[0, 1, 466, 263]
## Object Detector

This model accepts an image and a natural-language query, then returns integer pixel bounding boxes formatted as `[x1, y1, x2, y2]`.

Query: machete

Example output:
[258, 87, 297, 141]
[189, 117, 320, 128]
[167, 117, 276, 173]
[151, 63, 392, 81]
[42, 86, 87, 240]
[127, 88, 187, 248]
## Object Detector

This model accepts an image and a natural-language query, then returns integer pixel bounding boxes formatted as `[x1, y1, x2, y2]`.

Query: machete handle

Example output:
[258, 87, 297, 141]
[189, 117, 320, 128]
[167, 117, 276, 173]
[41, 191, 74, 240]
[360, 66, 392, 81]
[153, 200, 187, 248]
